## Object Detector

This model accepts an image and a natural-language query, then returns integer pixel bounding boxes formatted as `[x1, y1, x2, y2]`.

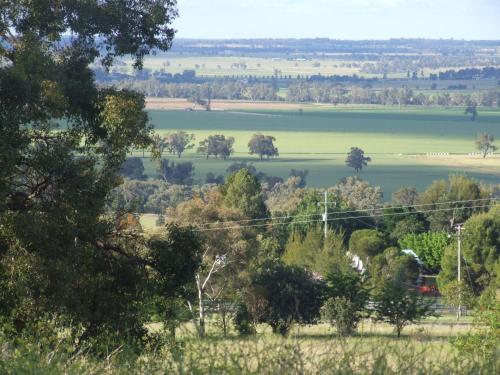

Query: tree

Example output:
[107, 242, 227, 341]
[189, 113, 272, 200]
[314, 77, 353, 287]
[419, 175, 490, 231]
[120, 157, 146, 180]
[164, 131, 195, 158]
[248, 134, 279, 160]
[345, 147, 371, 172]
[438, 205, 500, 294]
[197, 135, 235, 160]
[321, 269, 369, 336]
[167, 191, 259, 337]
[372, 268, 434, 337]
[369, 247, 421, 290]
[147, 224, 203, 340]
[349, 229, 387, 261]
[289, 169, 309, 188]
[0, 0, 177, 342]
[329, 176, 383, 210]
[465, 103, 478, 121]
[157, 159, 195, 185]
[392, 187, 419, 206]
[399, 232, 450, 272]
[475, 133, 497, 158]
[221, 169, 268, 219]
[246, 260, 325, 336]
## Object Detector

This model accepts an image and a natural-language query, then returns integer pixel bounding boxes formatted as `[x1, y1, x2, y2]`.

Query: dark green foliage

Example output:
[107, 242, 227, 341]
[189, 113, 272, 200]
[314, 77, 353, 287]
[438, 206, 500, 294]
[419, 175, 490, 231]
[120, 157, 146, 180]
[205, 172, 225, 185]
[322, 270, 369, 335]
[233, 303, 256, 335]
[349, 229, 387, 261]
[247, 260, 325, 336]
[399, 232, 450, 272]
[0, 0, 178, 343]
[465, 103, 478, 121]
[197, 134, 235, 160]
[345, 147, 371, 172]
[164, 131, 195, 158]
[157, 159, 195, 185]
[369, 247, 421, 290]
[372, 269, 435, 337]
[248, 133, 279, 160]
[221, 168, 268, 219]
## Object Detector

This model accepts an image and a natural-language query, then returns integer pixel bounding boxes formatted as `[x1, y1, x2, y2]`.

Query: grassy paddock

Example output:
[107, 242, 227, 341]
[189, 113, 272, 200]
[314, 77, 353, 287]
[137, 106, 500, 196]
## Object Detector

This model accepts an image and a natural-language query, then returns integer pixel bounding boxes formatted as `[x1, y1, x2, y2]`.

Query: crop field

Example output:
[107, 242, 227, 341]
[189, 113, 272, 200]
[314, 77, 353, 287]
[139, 104, 500, 197]
[119, 55, 471, 79]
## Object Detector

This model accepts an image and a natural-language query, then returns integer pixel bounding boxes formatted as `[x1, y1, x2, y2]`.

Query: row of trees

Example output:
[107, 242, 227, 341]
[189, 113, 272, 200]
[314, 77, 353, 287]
[151, 132, 279, 160]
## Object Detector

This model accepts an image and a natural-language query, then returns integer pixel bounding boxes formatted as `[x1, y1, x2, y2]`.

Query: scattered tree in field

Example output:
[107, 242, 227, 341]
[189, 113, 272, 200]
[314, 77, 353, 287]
[157, 159, 195, 185]
[248, 134, 279, 160]
[246, 260, 324, 336]
[197, 135, 235, 160]
[190, 83, 212, 111]
[345, 147, 371, 172]
[465, 103, 478, 121]
[475, 133, 497, 158]
[164, 131, 195, 158]
[120, 157, 146, 180]
[372, 268, 435, 337]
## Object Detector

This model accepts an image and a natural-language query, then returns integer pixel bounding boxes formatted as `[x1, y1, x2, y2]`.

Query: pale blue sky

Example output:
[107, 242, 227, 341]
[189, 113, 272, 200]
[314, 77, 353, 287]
[175, 0, 500, 39]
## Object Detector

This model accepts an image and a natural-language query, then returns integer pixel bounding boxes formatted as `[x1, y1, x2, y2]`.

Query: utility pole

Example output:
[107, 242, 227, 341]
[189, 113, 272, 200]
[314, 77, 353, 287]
[318, 191, 336, 240]
[454, 224, 464, 320]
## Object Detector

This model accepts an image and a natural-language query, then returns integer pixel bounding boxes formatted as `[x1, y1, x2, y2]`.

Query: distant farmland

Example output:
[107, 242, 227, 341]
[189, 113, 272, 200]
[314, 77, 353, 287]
[139, 105, 500, 197]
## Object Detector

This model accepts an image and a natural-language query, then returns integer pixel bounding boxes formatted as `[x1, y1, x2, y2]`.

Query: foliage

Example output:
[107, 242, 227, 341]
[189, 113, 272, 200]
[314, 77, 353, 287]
[369, 247, 421, 290]
[164, 131, 196, 158]
[247, 260, 325, 335]
[120, 157, 146, 180]
[419, 175, 490, 231]
[349, 229, 387, 261]
[197, 134, 235, 160]
[465, 103, 478, 121]
[248, 133, 279, 160]
[392, 187, 419, 206]
[289, 169, 309, 188]
[157, 158, 195, 185]
[283, 227, 346, 275]
[322, 269, 369, 335]
[372, 268, 435, 337]
[399, 232, 450, 272]
[438, 205, 500, 293]
[221, 169, 268, 219]
[440, 280, 476, 311]
[0, 0, 177, 342]
[345, 147, 371, 172]
[329, 176, 383, 210]
[233, 302, 256, 335]
[453, 285, 500, 361]
[475, 133, 497, 158]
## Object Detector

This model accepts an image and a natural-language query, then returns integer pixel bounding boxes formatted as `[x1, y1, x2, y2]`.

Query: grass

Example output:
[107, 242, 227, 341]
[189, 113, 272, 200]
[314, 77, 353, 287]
[138, 106, 500, 197]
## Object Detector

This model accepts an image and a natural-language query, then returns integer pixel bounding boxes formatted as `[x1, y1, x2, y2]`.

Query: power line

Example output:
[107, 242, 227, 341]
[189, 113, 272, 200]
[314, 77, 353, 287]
[184, 197, 498, 228]
[192, 203, 498, 232]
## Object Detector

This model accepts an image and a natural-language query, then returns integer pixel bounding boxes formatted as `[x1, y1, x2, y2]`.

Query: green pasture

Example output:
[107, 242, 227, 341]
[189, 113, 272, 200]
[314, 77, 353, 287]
[140, 106, 500, 196]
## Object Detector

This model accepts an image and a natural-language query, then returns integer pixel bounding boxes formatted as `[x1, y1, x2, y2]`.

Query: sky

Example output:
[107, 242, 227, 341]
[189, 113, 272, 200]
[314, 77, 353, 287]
[174, 0, 500, 40]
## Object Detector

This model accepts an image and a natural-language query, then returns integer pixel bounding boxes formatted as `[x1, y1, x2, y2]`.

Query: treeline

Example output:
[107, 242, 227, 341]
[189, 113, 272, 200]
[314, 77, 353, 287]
[433, 66, 500, 80]
[288, 82, 500, 106]
[112, 79, 279, 101]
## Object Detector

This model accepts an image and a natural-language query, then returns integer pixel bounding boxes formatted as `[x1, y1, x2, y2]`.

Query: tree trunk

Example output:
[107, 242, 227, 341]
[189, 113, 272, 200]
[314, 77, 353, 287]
[198, 285, 206, 338]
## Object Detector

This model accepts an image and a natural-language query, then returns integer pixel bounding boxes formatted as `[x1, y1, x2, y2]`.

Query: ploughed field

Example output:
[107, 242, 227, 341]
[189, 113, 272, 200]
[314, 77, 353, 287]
[138, 105, 500, 197]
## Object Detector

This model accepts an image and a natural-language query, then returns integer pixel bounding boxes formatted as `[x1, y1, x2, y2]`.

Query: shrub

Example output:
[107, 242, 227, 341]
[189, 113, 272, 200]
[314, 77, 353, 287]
[322, 297, 361, 336]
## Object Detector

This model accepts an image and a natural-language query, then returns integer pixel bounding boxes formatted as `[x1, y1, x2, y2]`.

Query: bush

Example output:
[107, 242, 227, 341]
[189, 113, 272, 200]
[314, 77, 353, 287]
[321, 297, 361, 336]
[233, 303, 256, 336]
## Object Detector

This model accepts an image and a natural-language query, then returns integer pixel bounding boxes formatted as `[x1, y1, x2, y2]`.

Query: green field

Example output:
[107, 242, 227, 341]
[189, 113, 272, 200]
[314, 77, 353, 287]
[140, 106, 500, 197]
